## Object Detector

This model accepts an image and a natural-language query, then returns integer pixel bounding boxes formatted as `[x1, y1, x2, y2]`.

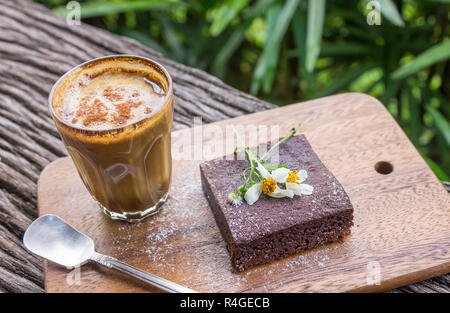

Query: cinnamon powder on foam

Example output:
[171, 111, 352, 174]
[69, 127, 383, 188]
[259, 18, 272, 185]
[58, 72, 164, 130]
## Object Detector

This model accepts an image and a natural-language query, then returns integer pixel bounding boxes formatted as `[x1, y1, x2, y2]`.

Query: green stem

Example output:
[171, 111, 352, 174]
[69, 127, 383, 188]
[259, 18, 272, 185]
[231, 123, 301, 199]
[260, 123, 301, 161]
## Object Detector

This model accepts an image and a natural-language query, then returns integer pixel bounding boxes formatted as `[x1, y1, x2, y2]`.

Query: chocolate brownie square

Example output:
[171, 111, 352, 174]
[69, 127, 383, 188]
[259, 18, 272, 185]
[199, 135, 354, 272]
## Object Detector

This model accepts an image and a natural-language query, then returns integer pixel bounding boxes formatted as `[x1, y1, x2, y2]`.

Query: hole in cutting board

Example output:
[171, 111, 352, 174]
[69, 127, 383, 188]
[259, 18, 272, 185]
[374, 161, 393, 175]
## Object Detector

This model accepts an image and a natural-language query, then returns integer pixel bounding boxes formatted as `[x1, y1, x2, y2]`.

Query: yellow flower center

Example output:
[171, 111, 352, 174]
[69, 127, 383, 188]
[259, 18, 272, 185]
[286, 171, 299, 183]
[261, 177, 277, 194]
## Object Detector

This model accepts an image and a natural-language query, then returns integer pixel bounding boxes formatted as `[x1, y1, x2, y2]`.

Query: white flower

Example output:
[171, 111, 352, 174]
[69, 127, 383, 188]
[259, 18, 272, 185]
[271, 167, 291, 183]
[244, 161, 294, 205]
[284, 169, 314, 195]
[228, 192, 243, 206]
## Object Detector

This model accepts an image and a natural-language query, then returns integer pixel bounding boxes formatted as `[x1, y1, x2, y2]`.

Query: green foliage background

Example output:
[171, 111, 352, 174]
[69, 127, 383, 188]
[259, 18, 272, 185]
[38, 0, 450, 180]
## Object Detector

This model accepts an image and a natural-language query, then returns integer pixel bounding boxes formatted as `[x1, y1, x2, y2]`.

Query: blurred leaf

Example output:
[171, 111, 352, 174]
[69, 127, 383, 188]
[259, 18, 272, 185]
[380, 78, 401, 105]
[118, 28, 168, 55]
[391, 41, 450, 79]
[209, 0, 251, 36]
[211, 26, 246, 77]
[346, 25, 377, 41]
[251, 3, 281, 95]
[242, 0, 276, 19]
[315, 64, 374, 98]
[54, 0, 178, 18]
[211, 0, 276, 78]
[305, 0, 325, 72]
[292, 7, 306, 64]
[320, 43, 375, 57]
[158, 15, 184, 61]
[378, 0, 405, 27]
[251, 0, 300, 94]
[422, 155, 450, 181]
[427, 106, 450, 147]
[293, 5, 314, 95]
[404, 81, 421, 146]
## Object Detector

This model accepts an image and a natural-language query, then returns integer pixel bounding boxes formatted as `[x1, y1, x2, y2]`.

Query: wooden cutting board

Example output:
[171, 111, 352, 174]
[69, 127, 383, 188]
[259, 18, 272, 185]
[38, 93, 450, 293]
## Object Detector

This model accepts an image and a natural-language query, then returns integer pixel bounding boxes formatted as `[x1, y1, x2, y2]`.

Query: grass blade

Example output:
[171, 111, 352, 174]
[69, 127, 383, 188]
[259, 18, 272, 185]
[211, 26, 247, 78]
[404, 81, 421, 146]
[305, 0, 325, 72]
[391, 41, 450, 80]
[378, 0, 405, 26]
[156, 16, 184, 62]
[118, 28, 168, 55]
[315, 64, 374, 98]
[422, 154, 450, 181]
[209, 0, 251, 36]
[211, 0, 275, 78]
[427, 106, 450, 147]
[293, 5, 314, 95]
[54, 0, 178, 19]
[320, 43, 375, 57]
[251, 0, 300, 94]
[250, 3, 281, 95]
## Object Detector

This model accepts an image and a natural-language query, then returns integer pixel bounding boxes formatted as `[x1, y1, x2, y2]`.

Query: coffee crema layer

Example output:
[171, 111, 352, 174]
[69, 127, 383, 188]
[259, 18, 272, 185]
[53, 58, 167, 130]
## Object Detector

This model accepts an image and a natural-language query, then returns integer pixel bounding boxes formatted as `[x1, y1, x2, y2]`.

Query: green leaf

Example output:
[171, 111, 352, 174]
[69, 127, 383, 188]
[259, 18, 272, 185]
[211, 0, 275, 78]
[379, 77, 401, 105]
[377, 0, 405, 27]
[242, 0, 277, 19]
[320, 43, 375, 57]
[156, 16, 184, 62]
[427, 106, 450, 147]
[211, 26, 247, 78]
[209, 0, 251, 36]
[314, 64, 374, 98]
[251, 3, 281, 95]
[292, 6, 307, 64]
[404, 81, 421, 146]
[293, 5, 314, 95]
[305, 0, 325, 72]
[54, 0, 178, 19]
[391, 41, 450, 80]
[118, 28, 168, 55]
[422, 155, 450, 181]
[251, 0, 300, 94]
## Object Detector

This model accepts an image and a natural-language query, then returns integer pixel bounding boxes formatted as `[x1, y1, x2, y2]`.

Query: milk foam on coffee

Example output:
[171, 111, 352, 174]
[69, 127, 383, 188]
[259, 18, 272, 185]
[54, 67, 166, 130]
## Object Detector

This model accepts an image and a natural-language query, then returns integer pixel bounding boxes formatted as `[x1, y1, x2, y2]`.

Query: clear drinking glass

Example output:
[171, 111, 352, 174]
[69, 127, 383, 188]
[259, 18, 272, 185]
[48, 55, 173, 222]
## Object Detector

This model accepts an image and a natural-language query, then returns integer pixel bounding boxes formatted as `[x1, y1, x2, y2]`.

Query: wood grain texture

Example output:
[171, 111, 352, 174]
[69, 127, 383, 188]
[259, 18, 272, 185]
[39, 94, 450, 293]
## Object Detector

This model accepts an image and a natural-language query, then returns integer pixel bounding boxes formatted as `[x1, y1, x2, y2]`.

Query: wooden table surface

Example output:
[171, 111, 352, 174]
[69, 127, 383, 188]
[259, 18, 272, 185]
[0, 0, 448, 293]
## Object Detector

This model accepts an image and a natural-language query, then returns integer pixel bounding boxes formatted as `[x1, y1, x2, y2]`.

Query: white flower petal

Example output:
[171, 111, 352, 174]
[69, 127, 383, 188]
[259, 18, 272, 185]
[256, 161, 272, 179]
[286, 182, 302, 196]
[268, 186, 294, 198]
[244, 183, 262, 205]
[271, 168, 291, 183]
[300, 183, 314, 195]
[297, 170, 308, 183]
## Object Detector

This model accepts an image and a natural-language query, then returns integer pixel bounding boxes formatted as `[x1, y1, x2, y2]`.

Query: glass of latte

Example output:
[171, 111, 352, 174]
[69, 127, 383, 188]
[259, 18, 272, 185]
[49, 55, 173, 222]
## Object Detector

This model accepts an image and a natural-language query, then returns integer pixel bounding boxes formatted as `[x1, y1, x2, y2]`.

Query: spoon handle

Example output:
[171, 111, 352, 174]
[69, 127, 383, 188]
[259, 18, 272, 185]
[91, 252, 196, 293]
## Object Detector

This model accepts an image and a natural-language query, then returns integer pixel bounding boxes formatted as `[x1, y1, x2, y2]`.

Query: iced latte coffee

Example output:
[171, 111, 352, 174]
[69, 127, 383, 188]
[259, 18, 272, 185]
[49, 55, 173, 222]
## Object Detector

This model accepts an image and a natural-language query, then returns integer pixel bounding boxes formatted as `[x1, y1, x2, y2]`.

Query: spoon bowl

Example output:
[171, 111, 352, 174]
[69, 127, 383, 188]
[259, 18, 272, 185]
[24, 214, 94, 268]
